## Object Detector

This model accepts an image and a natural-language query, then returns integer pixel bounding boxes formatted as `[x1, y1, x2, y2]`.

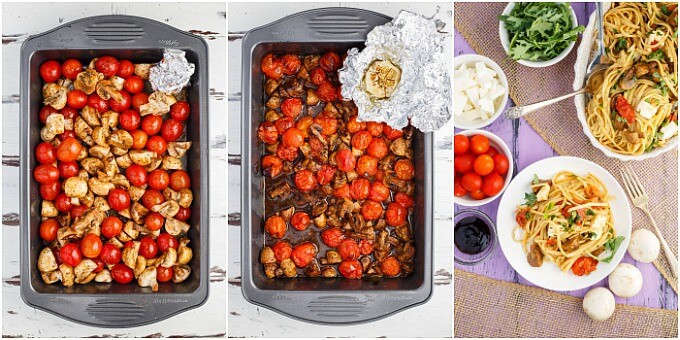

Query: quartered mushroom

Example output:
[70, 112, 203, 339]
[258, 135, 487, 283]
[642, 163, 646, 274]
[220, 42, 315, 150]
[41, 200, 59, 217]
[140, 91, 176, 116]
[137, 266, 158, 291]
[88, 177, 115, 196]
[41, 114, 65, 142]
[116, 153, 133, 168]
[178, 188, 193, 208]
[74, 259, 98, 284]
[118, 220, 140, 242]
[134, 256, 147, 277]
[100, 110, 119, 129]
[42, 83, 68, 109]
[260, 246, 276, 264]
[172, 265, 191, 283]
[134, 63, 152, 79]
[161, 155, 183, 170]
[74, 68, 104, 94]
[81, 157, 105, 175]
[108, 130, 133, 150]
[165, 217, 190, 236]
[72, 209, 105, 237]
[95, 79, 123, 101]
[75, 117, 95, 146]
[89, 145, 112, 159]
[92, 126, 110, 147]
[143, 156, 162, 172]
[57, 227, 78, 247]
[159, 248, 178, 268]
[152, 200, 179, 218]
[177, 238, 193, 265]
[59, 264, 75, 287]
[131, 201, 150, 225]
[167, 142, 192, 158]
[41, 270, 62, 285]
[129, 185, 146, 202]
[95, 269, 112, 283]
[93, 196, 111, 212]
[38, 248, 59, 272]
[163, 187, 180, 201]
[80, 106, 101, 127]
[280, 258, 297, 277]
[129, 150, 157, 166]
[122, 241, 141, 269]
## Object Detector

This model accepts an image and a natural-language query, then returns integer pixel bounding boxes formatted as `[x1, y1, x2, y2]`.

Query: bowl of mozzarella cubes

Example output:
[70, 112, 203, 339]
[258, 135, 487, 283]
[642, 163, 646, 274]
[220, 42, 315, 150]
[454, 54, 508, 129]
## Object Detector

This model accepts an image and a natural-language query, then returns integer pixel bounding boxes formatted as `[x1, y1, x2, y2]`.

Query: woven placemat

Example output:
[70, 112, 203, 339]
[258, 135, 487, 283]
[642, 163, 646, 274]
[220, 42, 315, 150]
[454, 2, 678, 293]
[454, 269, 678, 338]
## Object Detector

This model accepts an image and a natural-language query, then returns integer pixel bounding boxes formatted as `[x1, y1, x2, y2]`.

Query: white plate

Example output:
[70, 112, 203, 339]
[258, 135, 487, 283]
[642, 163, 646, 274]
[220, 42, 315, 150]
[496, 156, 632, 291]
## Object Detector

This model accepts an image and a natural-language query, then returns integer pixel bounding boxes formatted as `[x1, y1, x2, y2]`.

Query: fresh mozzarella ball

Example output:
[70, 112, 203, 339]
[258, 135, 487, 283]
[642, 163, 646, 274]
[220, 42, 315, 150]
[627, 229, 660, 263]
[582, 287, 616, 321]
[608, 263, 643, 298]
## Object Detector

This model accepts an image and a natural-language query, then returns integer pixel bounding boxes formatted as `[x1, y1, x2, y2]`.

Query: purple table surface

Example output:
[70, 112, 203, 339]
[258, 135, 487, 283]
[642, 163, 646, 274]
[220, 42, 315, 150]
[454, 2, 678, 311]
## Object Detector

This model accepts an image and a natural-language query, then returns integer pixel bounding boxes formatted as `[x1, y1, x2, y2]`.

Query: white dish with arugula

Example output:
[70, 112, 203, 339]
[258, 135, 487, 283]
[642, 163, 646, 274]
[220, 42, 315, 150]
[496, 156, 632, 291]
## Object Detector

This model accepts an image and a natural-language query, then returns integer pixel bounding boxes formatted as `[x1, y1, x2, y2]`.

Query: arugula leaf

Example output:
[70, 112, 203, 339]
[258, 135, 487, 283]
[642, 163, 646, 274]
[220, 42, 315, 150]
[600, 236, 625, 263]
[524, 192, 537, 206]
[648, 49, 666, 61]
[532, 174, 540, 185]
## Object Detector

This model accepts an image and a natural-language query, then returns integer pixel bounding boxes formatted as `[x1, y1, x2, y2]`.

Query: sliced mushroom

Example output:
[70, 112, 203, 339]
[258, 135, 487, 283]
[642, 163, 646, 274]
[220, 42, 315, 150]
[260, 246, 276, 264]
[80, 106, 101, 127]
[40, 114, 65, 142]
[177, 238, 193, 265]
[281, 258, 297, 277]
[172, 265, 191, 283]
[42, 83, 68, 109]
[74, 259, 98, 284]
[134, 255, 147, 277]
[619, 69, 637, 90]
[137, 266, 158, 291]
[122, 241, 141, 269]
[89, 177, 115, 196]
[118, 220, 140, 242]
[131, 201, 150, 225]
[108, 130, 133, 150]
[64, 177, 88, 198]
[38, 248, 59, 272]
[136, 224, 160, 238]
[161, 155, 183, 170]
[74, 68, 104, 94]
[159, 248, 178, 268]
[152, 200, 179, 218]
[96, 79, 123, 101]
[95, 269, 112, 283]
[41, 270, 62, 284]
[41, 200, 58, 217]
[134, 63, 152, 79]
[165, 217, 190, 236]
[129, 150, 157, 166]
[129, 185, 146, 202]
[178, 188, 193, 208]
[75, 117, 95, 146]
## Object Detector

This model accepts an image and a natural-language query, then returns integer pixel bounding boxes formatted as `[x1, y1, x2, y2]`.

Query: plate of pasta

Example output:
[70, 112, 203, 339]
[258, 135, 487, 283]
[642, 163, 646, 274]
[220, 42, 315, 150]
[574, 2, 678, 160]
[496, 157, 632, 291]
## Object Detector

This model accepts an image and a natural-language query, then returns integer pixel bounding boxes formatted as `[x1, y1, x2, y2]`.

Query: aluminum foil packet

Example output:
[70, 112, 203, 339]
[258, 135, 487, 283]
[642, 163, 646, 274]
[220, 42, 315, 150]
[339, 10, 451, 132]
[149, 49, 195, 94]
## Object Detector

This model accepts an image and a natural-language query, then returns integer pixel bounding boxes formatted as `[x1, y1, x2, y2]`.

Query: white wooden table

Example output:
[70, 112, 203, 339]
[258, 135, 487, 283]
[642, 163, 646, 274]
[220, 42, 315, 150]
[1, 3, 227, 337]
[227, 2, 453, 337]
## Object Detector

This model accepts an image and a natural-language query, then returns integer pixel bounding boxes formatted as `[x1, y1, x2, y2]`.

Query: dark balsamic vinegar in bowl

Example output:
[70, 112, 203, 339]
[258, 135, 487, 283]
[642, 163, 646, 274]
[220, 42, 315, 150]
[453, 209, 496, 265]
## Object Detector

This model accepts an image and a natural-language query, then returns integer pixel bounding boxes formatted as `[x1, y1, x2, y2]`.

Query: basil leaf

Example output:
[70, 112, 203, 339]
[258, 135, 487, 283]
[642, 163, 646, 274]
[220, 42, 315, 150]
[601, 236, 625, 263]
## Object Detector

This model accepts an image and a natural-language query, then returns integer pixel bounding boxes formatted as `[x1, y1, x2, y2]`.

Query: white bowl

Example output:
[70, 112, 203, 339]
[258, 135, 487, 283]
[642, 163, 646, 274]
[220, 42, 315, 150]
[499, 2, 579, 68]
[454, 130, 514, 207]
[453, 54, 509, 130]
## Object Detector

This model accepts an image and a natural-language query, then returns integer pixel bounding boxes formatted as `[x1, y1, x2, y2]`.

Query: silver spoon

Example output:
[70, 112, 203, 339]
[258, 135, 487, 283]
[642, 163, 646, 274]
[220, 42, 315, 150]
[506, 3, 611, 119]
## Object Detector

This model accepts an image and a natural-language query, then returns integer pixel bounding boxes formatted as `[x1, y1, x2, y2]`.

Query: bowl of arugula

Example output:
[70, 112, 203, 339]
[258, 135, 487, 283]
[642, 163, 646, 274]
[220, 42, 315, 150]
[498, 2, 584, 68]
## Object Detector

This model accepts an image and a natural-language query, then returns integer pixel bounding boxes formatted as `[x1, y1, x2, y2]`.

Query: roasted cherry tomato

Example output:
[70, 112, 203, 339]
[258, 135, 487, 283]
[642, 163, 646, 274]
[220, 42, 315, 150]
[265, 215, 287, 238]
[282, 127, 305, 148]
[261, 155, 283, 178]
[571, 256, 598, 276]
[58, 160, 79, 179]
[116, 59, 134, 78]
[148, 169, 170, 190]
[338, 239, 360, 260]
[60, 107, 78, 120]
[145, 212, 165, 231]
[141, 115, 163, 135]
[34, 164, 59, 184]
[39, 105, 58, 124]
[119, 109, 141, 131]
[335, 149, 356, 172]
[40, 219, 60, 242]
[170, 170, 190, 191]
[35, 142, 57, 164]
[131, 92, 149, 110]
[492, 153, 509, 175]
[130, 129, 148, 150]
[313, 114, 338, 135]
[60, 243, 82, 267]
[161, 118, 183, 142]
[293, 169, 317, 192]
[70, 204, 87, 218]
[367, 138, 388, 159]
[95, 55, 120, 77]
[346, 116, 366, 133]
[109, 90, 131, 112]
[108, 188, 131, 211]
[310, 67, 327, 86]
[290, 212, 311, 231]
[394, 192, 415, 208]
[125, 164, 147, 187]
[157, 233, 179, 252]
[40, 60, 61, 83]
[482, 173, 504, 197]
[381, 256, 401, 276]
[351, 131, 372, 150]
[369, 181, 390, 202]
[350, 178, 370, 200]
[101, 216, 124, 238]
[81, 233, 103, 258]
[291, 242, 317, 268]
[55, 193, 72, 212]
[338, 260, 363, 279]
[56, 137, 82, 162]
[111, 263, 134, 284]
[175, 206, 191, 221]
[394, 159, 415, 180]
[383, 125, 404, 140]
[366, 122, 384, 137]
[356, 155, 378, 177]
[281, 54, 302, 75]
[146, 135, 168, 155]
[358, 239, 374, 255]
[88, 93, 109, 113]
[321, 227, 345, 248]
[157, 265, 174, 283]
[39, 181, 60, 201]
[261, 53, 283, 80]
[320, 52, 341, 71]
[170, 101, 190, 122]
[274, 117, 294, 134]
[316, 164, 336, 185]
[454, 134, 470, 155]
[361, 200, 383, 220]
[100, 244, 122, 265]
[385, 203, 407, 227]
[281, 98, 303, 118]
[67, 90, 88, 109]
[334, 184, 351, 199]
[317, 82, 337, 102]
[58, 130, 77, 141]
[123, 76, 145, 95]
[469, 135, 490, 155]
[139, 237, 158, 259]
[61, 59, 82, 80]
[272, 241, 293, 262]
[141, 189, 164, 210]
[473, 154, 494, 176]
[257, 122, 279, 144]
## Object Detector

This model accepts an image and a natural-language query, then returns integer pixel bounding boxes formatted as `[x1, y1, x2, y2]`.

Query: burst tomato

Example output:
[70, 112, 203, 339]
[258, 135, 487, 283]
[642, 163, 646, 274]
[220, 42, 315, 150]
[261, 155, 283, 178]
[367, 138, 388, 159]
[369, 181, 390, 202]
[337, 239, 360, 260]
[316, 164, 336, 185]
[261, 53, 283, 80]
[381, 256, 401, 276]
[290, 212, 311, 231]
[310, 67, 327, 86]
[335, 149, 356, 172]
[291, 242, 317, 268]
[351, 130, 372, 150]
[350, 178, 370, 200]
[272, 241, 293, 262]
[281, 54, 302, 75]
[293, 169, 317, 192]
[320, 52, 341, 71]
[385, 203, 407, 226]
[282, 127, 305, 148]
[361, 200, 383, 220]
[257, 122, 278, 144]
[339, 260, 362, 279]
[394, 159, 415, 180]
[317, 82, 337, 102]
[356, 155, 378, 177]
[265, 215, 287, 239]
[321, 227, 345, 248]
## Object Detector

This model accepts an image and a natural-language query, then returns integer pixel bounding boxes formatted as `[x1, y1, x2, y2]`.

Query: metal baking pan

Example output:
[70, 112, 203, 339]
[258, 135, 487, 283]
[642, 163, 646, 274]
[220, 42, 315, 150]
[241, 8, 433, 324]
[20, 15, 209, 327]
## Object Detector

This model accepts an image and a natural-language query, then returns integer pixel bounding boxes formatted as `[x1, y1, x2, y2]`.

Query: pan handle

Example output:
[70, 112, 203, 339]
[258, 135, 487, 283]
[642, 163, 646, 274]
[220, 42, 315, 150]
[22, 15, 205, 50]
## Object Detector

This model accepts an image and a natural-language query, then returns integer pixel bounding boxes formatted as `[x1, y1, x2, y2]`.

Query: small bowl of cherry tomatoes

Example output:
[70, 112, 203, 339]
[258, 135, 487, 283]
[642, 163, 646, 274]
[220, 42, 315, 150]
[454, 130, 513, 206]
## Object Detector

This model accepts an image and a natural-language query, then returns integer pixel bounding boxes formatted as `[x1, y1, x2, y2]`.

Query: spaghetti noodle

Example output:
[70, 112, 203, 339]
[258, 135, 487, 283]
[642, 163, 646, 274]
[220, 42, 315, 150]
[586, 2, 678, 155]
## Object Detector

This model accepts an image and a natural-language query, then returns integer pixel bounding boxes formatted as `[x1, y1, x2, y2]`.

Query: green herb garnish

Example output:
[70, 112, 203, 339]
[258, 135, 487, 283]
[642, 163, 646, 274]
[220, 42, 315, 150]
[586, 209, 595, 216]
[600, 236, 625, 263]
[661, 5, 671, 15]
[524, 192, 537, 206]
[532, 174, 540, 185]
[648, 49, 666, 61]
[615, 37, 628, 52]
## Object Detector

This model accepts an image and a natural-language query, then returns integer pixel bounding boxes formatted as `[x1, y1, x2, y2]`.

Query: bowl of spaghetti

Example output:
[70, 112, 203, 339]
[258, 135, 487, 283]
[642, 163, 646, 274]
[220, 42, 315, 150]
[496, 156, 631, 291]
[574, 2, 678, 161]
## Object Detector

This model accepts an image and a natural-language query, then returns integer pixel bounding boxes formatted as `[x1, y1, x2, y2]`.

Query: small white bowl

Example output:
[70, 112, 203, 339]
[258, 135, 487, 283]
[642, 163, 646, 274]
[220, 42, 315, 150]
[454, 130, 514, 207]
[499, 2, 579, 68]
[453, 54, 509, 130]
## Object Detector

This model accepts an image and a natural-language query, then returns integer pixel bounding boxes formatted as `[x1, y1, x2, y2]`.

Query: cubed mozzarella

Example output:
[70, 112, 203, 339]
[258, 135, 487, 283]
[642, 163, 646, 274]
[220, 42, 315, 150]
[660, 121, 678, 140]
[479, 98, 495, 114]
[455, 60, 506, 122]
[636, 100, 657, 119]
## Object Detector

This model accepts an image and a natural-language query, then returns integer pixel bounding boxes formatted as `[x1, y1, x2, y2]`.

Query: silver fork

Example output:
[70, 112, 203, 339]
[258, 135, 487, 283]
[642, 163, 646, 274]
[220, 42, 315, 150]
[620, 167, 678, 277]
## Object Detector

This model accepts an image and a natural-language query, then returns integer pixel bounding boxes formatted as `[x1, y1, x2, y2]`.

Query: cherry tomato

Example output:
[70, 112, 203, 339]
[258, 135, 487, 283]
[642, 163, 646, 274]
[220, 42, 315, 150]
[367, 138, 388, 159]
[470, 135, 490, 155]
[70, 204, 87, 218]
[293, 169, 317, 192]
[469, 189, 487, 200]
[272, 241, 293, 262]
[39, 181, 60, 201]
[351, 130, 372, 150]
[95, 55, 120, 77]
[339, 260, 362, 279]
[119, 109, 141, 131]
[39, 60, 61, 83]
[335, 149, 356, 172]
[257, 122, 278, 144]
[321, 227, 345, 248]
[320, 52, 341, 71]
[60, 243, 82, 266]
[39, 105, 58, 123]
[482, 173, 504, 197]
[454, 134, 470, 155]
[613, 95, 636, 124]
[108, 188, 131, 211]
[383, 125, 404, 140]
[87, 93, 109, 113]
[169, 170, 190, 191]
[35, 142, 57, 164]
[161, 118, 183, 142]
[261, 53, 284, 80]
[281, 54, 302, 75]
[492, 154, 509, 175]
[40, 219, 60, 242]
[571, 256, 598, 276]
[56, 138, 82, 162]
[291, 242, 317, 268]
[101, 216, 124, 238]
[111, 263, 134, 284]
[334, 184, 351, 199]
[109, 90, 131, 112]
[265, 215, 287, 238]
[58, 130, 77, 141]
[274, 117, 294, 135]
[381, 256, 401, 276]
[261, 155, 283, 178]
[486, 146, 499, 157]
[366, 122, 383, 137]
[170, 101, 190, 122]
[58, 160, 79, 179]
[148, 169, 170, 190]
[454, 154, 475, 174]
[157, 233, 179, 252]
[282, 127, 304, 148]
[61, 59, 82, 80]
[358, 239, 374, 255]
[349, 178, 370, 200]
[145, 212, 165, 231]
[369, 181, 390, 202]
[290, 212, 311, 231]
[60, 107, 78, 120]
[123, 165, 146, 188]
[147, 135, 168, 155]
[100, 244, 122, 265]
[317, 82, 337, 102]
[132, 92, 149, 110]
[356, 155, 378, 177]
[316, 164, 336, 185]
[454, 176, 468, 197]
[141, 115, 163, 135]
[157, 266, 174, 283]
[394, 159, 415, 181]
[34, 164, 59, 184]
[139, 237, 158, 259]
[116, 59, 134, 78]
[81, 233, 103, 258]
[313, 114, 338, 135]
[473, 154, 495, 176]
[55, 193, 72, 212]
[280, 98, 303, 118]
[338, 239, 360, 260]
[386, 203, 407, 226]
[310, 67, 327, 86]
[461, 172, 483, 192]
[175, 206, 191, 221]
[394, 192, 415, 208]
[361, 200, 383, 220]
[67, 90, 88, 109]
[130, 129, 148, 150]
[141, 189, 164, 210]
[346, 116, 366, 133]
